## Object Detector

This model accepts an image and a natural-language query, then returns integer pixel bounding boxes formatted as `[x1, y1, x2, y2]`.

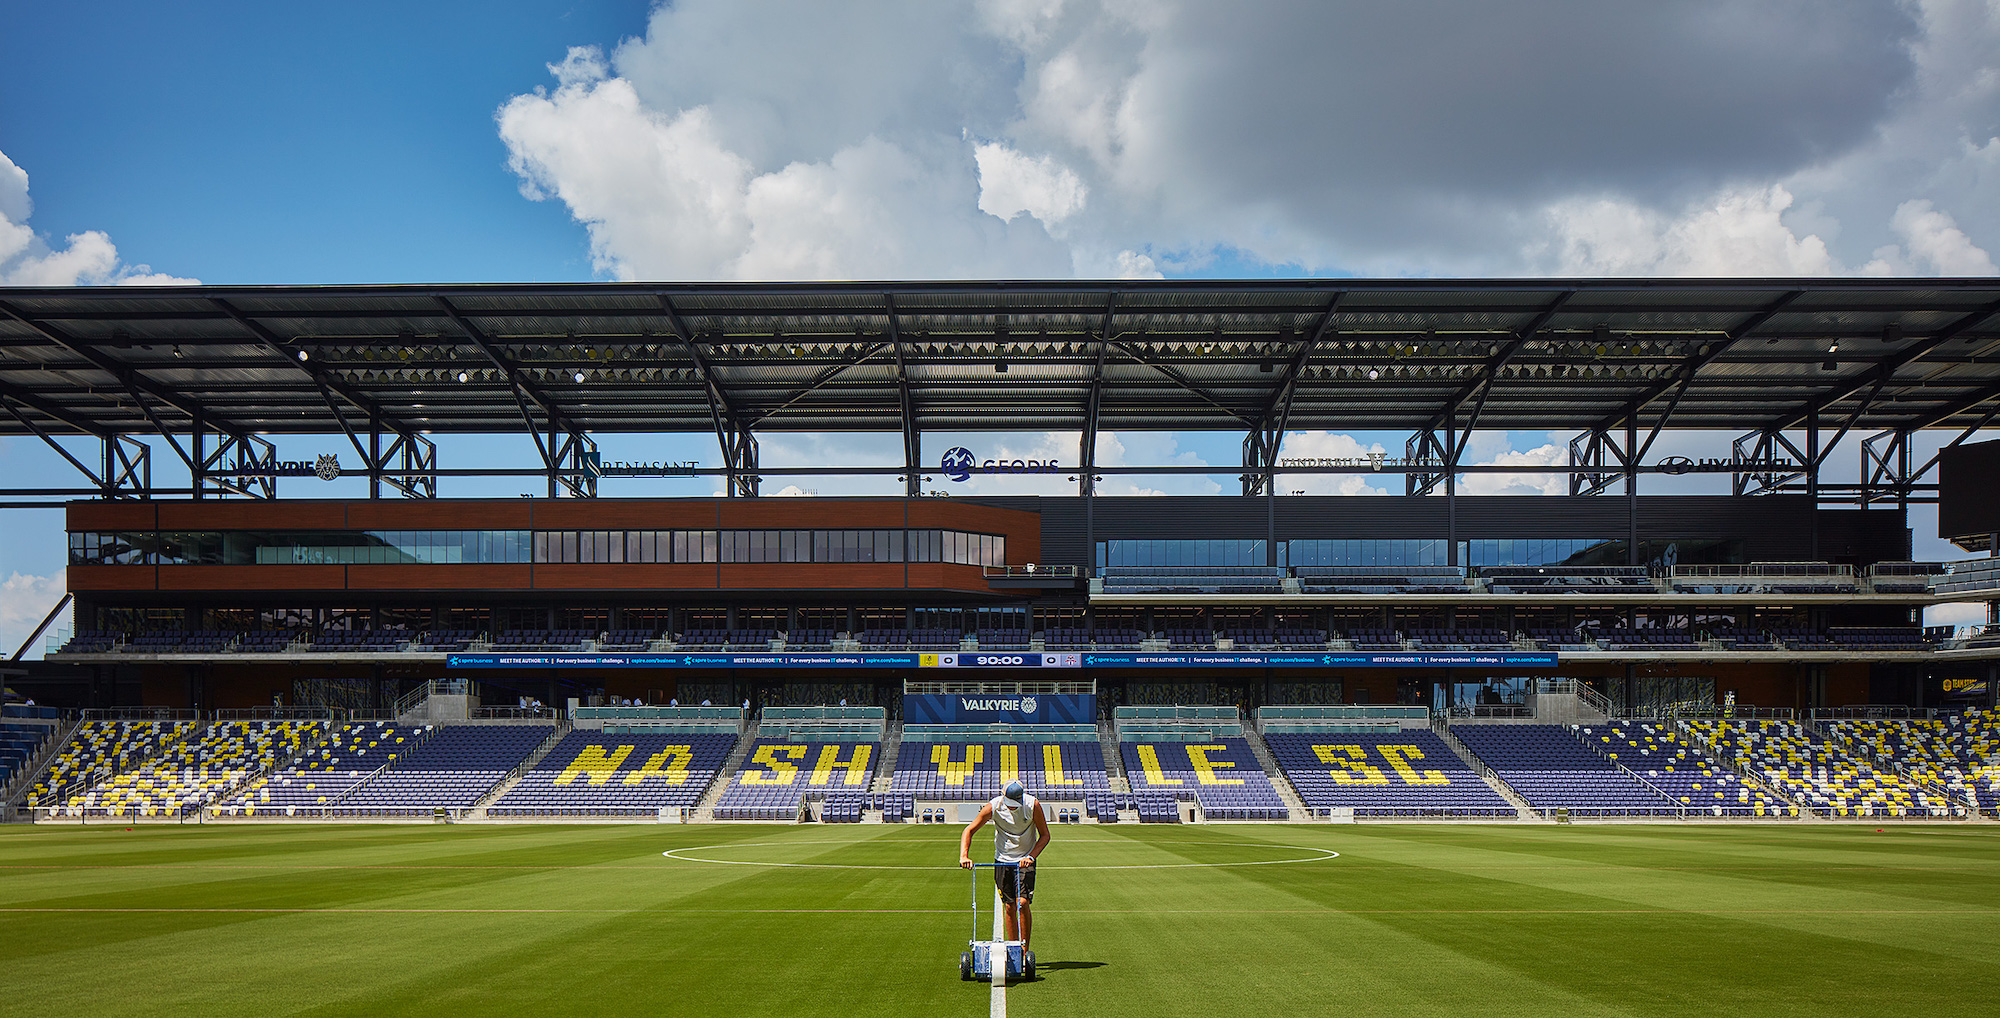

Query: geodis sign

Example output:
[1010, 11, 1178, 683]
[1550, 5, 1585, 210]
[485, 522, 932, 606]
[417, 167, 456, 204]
[939, 446, 1061, 482]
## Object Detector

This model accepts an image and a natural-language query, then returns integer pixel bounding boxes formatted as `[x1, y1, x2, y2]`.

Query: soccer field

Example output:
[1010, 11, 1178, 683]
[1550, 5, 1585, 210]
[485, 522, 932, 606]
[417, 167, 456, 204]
[4, 823, 1998, 1018]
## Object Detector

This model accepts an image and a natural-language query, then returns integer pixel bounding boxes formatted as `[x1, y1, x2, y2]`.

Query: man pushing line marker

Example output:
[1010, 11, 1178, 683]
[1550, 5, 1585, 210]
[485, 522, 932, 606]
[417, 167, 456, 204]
[959, 780, 1051, 949]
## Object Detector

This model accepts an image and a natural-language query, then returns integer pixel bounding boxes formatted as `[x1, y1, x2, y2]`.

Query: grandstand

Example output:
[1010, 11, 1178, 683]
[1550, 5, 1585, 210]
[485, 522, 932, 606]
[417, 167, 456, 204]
[1578, 720, 1796, 817]
[220, 721, 419, 815]
[488, 731, 736, 818]
[1, 278, 1998, 828]
[1681, 718, 1963, 818]
[889, 741, 1107, 803]
[714, 741, 880, 820]
[320, 724, 554, 817]
[1263, 729, 1515, 818]
[1119, 740, 1287, 819]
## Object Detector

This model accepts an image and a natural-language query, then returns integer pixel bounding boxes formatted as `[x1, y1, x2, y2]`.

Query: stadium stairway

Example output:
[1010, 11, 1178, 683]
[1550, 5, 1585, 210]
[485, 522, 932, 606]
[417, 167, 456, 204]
[1665, 716, 1801, 810]
[315, 725, 442, 813]
[1807, 716, 1973, 810]
[2, 715, 77, 813]
[871, 722, 904, 796]
[693, 730, 758, 822]
[1240, 728, 1310, 821]
[468, 724, 571, 819]
[1098, 721, 1124, 782]
[1433, 721, 1538, 820]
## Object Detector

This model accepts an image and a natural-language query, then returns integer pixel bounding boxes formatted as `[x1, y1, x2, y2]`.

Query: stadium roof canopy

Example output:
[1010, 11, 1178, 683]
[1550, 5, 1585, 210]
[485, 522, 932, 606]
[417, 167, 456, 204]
[1, 279, 1997, 439]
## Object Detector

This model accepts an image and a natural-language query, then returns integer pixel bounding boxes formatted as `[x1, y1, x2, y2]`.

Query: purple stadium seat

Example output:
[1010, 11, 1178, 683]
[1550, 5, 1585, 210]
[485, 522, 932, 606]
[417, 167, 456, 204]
[1119, 739, 1288, 819]
[1265, 731, 1513, 817]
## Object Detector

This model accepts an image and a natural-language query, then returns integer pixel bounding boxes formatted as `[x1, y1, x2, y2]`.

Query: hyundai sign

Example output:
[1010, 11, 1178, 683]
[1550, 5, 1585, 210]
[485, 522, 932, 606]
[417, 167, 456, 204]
[904, 692, 1096, 725]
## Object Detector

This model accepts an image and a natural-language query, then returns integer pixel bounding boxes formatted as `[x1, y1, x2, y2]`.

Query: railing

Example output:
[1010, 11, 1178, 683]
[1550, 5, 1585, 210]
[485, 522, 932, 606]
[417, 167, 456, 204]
[80, 707, 200, 721]
[393, 679, 470, 718]
[1673, 562, 1856, 578]
[1934, 558, 2000, 596]
[1430, 718, 1527, 811]
[902, 680, 1094, 695]
[1617, 699, 1714, 719]
[1578, 685, 1612, 717]
[1532, 676, 1614, 713]
[469, 707, 558, 720]
[1671, 706, 1797, 720]
[213, 707, 337, 721]
[1257, 705, 1429, 732]
[901, 723, 1098, 742]
[1446, 704, 1533, 719]
[1864, 561, 1943, 578]
[983, 564, 1080, 579]
[1810, 705, 1940, 720]
[1569, 728, 1690, 819]
[1670, 716, 1814, 816]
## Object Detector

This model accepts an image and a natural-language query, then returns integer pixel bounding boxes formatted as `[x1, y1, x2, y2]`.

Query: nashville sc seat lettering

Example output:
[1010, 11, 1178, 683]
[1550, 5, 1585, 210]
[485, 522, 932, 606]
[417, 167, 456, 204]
[553, 744, 696, 785]
[1311, 744, 1450, 785]
[739, 743, 875, 786]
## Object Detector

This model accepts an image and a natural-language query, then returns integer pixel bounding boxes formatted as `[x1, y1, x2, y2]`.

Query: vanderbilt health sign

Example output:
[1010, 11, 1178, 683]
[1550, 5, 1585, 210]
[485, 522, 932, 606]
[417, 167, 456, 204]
[903, 693, 1096, 725]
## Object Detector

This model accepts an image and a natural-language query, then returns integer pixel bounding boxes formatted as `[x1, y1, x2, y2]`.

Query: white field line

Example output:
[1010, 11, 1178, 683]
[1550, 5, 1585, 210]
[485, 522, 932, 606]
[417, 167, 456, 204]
[3, 906, 1994, 916]
[991, 882, 1006, 1018]
[659, 844, 1339, 869]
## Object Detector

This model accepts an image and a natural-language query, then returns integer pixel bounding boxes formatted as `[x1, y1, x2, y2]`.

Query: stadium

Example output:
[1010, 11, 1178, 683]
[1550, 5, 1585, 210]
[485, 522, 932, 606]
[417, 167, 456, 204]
[4, 277, 2000, 1015]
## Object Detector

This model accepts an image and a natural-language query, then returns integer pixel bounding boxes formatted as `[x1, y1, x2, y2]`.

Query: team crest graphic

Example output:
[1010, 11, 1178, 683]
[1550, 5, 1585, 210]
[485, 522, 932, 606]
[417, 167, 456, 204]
[314, 454, 341, 481]
[1019, 696, 1037, 714]
[940, 446, 977, 482]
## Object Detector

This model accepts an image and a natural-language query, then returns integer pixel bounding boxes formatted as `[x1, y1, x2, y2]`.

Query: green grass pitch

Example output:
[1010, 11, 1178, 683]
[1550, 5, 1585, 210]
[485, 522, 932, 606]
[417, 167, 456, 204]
[5, 822, 1999, 1017]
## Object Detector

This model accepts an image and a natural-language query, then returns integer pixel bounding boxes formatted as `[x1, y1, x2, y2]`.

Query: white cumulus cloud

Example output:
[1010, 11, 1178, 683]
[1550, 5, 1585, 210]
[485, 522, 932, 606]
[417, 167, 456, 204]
[0, 149, 196, 286]
[0, 569, 67, 661]
[974, 142, 1087, 227]
[497, 1, 1995, 280]
[1273, 431, 1391, 496]
[1457, 442, 1569, 497]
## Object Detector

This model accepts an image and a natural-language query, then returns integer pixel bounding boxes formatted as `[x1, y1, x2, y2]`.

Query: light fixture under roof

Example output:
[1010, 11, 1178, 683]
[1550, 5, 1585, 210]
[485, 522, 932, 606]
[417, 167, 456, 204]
[573, 371, 586, 383]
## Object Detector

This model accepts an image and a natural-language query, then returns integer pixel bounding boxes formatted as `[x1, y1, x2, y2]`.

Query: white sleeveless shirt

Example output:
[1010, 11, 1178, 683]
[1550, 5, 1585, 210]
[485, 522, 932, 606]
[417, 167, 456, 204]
[989, 792, 1040, 862]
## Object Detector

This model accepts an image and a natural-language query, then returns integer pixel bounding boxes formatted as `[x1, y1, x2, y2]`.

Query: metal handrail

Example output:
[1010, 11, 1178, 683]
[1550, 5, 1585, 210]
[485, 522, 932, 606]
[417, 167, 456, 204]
[982, 564, 1080, 579]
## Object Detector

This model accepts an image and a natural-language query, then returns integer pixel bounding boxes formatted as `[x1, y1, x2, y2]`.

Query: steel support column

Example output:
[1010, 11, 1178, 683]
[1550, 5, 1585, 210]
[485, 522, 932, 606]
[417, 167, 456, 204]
[368, 428, 438, 500]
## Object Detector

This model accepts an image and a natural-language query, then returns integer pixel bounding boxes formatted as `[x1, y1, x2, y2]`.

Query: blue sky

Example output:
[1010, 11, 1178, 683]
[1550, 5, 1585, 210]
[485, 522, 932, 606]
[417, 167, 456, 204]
[1, 1, 1996, 652]
[0, 1, 649, 283]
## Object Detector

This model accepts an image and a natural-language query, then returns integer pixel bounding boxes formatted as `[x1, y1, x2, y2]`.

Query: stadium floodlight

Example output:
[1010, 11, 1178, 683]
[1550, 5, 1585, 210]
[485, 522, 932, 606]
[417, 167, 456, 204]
[456, 371, 469, 383]
[1367, 368, 1380, 380]
[296, 349, 308, 362]
[573, 371, 586, 383]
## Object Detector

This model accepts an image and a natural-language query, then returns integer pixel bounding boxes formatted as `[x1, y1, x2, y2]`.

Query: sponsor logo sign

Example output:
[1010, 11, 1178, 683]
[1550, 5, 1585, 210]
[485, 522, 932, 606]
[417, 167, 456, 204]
[902, 693, 1095, 724]
[938, 446, 1061, 482]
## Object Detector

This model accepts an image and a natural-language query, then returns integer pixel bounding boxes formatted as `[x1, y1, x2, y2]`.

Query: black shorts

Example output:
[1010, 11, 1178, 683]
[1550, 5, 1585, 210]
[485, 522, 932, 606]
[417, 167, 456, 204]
[994, 862, 1036, 904]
